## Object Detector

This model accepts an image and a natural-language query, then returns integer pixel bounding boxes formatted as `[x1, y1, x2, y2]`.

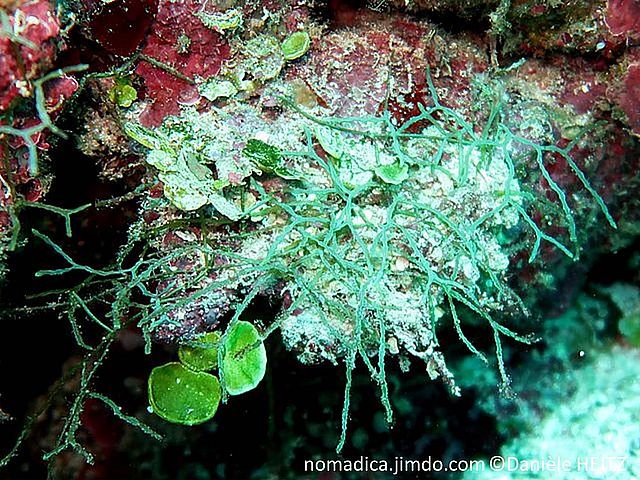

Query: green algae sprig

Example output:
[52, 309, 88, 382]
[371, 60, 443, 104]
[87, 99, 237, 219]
[124, 122, 243, 219]
[242, 139, 298, 179]
[148, 362, 221, 425]
[281, 31, 311, 61]
[108, 78, 137, 107]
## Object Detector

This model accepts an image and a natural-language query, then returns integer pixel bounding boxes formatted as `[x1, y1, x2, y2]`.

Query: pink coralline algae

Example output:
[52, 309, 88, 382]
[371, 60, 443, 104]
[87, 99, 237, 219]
[560, 61, 608, 115]
[45, 74, 79, 113]
[0, 0, 79, 228]
[135, 0, 231, 127]
[292, 11, 487, 121]
[618, 63, 640, 136]
[606, 0, 640, 39]
[0, 0, 60, 112]
[86, 0, 158, 56]
[0, 72, 78, 231]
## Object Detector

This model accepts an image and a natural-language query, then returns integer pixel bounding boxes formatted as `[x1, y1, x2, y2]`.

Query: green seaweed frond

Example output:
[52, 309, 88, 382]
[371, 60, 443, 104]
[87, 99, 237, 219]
[0, 67, 616, 466]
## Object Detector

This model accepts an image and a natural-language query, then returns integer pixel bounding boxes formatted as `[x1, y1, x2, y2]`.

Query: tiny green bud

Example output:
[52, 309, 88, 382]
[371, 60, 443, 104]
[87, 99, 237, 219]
[109, 83, 137, 108]
[375, 162, 409, 185]
[282, 31, 311, 61]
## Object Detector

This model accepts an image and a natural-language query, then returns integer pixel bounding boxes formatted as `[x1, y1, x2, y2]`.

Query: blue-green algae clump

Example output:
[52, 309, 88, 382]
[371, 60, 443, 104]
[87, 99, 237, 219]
[126, 69, 616, 451]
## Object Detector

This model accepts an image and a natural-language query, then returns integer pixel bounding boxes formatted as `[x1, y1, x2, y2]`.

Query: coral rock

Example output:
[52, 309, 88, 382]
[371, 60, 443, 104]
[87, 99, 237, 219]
[606, 0, 640, 40]
[135, 0, 231, 127]
[0, 0, 60, 112]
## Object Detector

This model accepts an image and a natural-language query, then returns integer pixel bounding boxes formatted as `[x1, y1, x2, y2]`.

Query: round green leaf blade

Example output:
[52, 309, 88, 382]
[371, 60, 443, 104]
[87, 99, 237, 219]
[281, 31, 311, 61]
[148, 362, 221, 425]
[178, 332, 220, 372]
[222, 321, 267, 395]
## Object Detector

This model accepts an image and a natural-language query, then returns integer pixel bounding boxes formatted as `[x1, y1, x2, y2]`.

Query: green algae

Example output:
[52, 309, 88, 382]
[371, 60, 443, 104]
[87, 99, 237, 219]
[108, 81, 137, 108]
[222, 321, 267, 396]
[148, 362, 221, 425]
[179, 332, 221, 372]
[120, 69, 616, 453]
[602, 283, 640, 346]
[199, 78, 238, 101]
[282, 31, 311, 61]
[242, 139, 282, 172]
[619, 314, 640, 346]
[195, 8, 242, 33]
[374, 161, 409, 185]
[124, 121, 243, 219]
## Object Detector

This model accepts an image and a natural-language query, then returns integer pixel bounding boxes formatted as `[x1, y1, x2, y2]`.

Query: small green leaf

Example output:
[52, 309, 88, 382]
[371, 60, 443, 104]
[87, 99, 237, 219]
[282, 31, 311, 61]
[148, 362, 221, 425]
[195, 8, 242, 32]
[619, 313, 640, 346]
[123, 123, 174, 153]
[199, 78, 238, 101]
[375, 162, 409, 185]
[145, 149, 243, 218]
[242, 139, 298, 180]
[160, 171, 209, 211]
[314, 126, 347, 163]
[222, 321, 267, 395]
[243, 139, 282, 172]
[146, 150, 175, 170]
[109, 83, 137, 107]
[178, 332, 221, 372]
[208, 192, 243, 221]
